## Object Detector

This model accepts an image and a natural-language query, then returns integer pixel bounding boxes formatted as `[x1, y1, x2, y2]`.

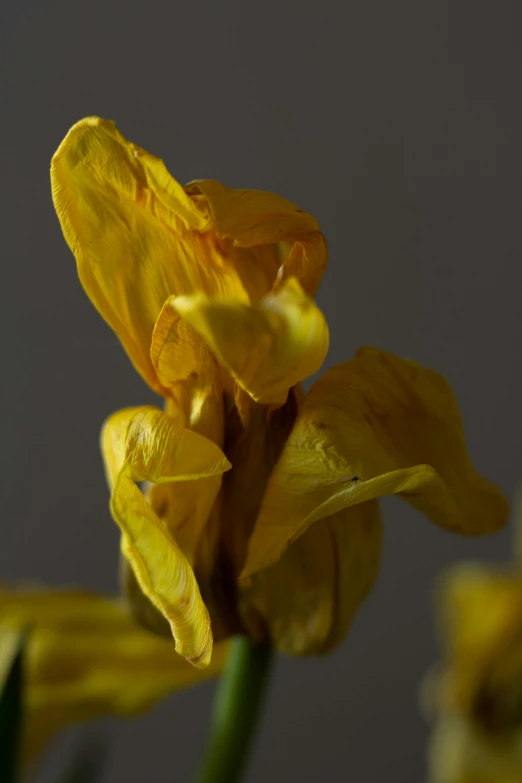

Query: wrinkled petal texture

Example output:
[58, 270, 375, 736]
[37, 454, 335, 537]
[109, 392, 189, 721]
[151, 296, 224, 444]
[241, 500, 382, 655]
[185, 181, 327, 296]
[51, 117, 326, 392]
[184, 178, 320, 248]
[101, 406, 230, 666]
[149, 308, 227, 601]
[243, 347, 508, 578]
[0, 588, 228, 764]
[172, 277, 329, 406]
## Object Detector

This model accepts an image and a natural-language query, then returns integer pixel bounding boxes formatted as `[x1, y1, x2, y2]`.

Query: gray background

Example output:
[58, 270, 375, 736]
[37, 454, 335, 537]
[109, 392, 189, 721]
[2, 1, 522, 781]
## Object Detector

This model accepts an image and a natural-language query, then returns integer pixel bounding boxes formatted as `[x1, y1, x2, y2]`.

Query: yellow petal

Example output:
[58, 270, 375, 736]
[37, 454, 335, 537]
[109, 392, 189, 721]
[172, 277, 329, 406]
[240, 520, 338, 655]
[276, 232, 328, 297]
[101, 406, 231, 666]
[151, 300, 214, 390]
[51, 118, 327, 394]
[184, 180, 327, 296]
[185, 179, 320, 247]
[151, 297, 224, 444]
[243, 347, 508, 578]
[427, 714, 496, 783]
[434, 565, 522, 716]
[149, 306, 226, 568]
[0, 588, 228, 764]
[320, 500, 383, 653]
[51, 117, 248, 392]
[241, 500, 382, 655]
[438, 566, 522, 661]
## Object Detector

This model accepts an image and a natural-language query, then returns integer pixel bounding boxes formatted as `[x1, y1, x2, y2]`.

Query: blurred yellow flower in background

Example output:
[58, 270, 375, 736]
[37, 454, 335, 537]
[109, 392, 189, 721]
[424, 483, 522, 783]
[49, 117, 508, 674]
[425, 560, 522, 783]
[0, 588, 228, 766]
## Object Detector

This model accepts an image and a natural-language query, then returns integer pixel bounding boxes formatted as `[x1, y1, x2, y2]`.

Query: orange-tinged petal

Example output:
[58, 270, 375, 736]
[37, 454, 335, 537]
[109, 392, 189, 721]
[172, 277, 329, 406]
[101, 406, 231, 666]
[243, 347, 508, 578]
[185, 179, 320, 247]
[184, 180, 327, 295]
[276, 232, 328, 297]
[51, 117, 248, 393]
[0, 588, 228, 764]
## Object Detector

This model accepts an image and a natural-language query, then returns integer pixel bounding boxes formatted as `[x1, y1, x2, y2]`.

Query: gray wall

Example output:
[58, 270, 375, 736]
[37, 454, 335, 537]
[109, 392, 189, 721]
[2, 1, 521, 781]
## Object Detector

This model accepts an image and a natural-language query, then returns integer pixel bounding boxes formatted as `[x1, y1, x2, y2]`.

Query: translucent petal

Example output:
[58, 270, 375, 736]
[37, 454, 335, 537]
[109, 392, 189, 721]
[276, 232, 328, 296]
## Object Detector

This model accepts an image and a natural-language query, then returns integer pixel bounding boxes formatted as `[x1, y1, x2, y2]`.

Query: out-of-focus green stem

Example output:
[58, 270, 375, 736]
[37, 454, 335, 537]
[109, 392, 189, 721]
[195, 635, 273, 783]
[0, 634, 25, 783]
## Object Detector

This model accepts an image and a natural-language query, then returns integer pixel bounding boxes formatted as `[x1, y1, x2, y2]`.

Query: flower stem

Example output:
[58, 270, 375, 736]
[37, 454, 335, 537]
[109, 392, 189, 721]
[195, 635, 273, 783]
[0, 633, 24, 783]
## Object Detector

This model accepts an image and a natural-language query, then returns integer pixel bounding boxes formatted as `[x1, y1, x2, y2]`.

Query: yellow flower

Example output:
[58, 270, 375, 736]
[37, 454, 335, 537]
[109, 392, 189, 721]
[51, 117, 508, 672]
[0, 587, 228, 766]
[425, 565, 522, 783]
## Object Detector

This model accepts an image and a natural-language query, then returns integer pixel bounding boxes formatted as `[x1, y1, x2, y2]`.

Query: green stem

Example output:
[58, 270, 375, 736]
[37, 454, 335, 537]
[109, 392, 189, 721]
[0, 635, 25, 783]
[195, 635, 273, 783]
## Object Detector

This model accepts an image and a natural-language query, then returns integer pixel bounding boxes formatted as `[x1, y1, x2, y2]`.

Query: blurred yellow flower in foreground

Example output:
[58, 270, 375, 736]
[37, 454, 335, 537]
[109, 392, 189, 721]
[50, 117, 508, 671]
[0, 588, 227, 765]
[426, 563, 522, 783]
